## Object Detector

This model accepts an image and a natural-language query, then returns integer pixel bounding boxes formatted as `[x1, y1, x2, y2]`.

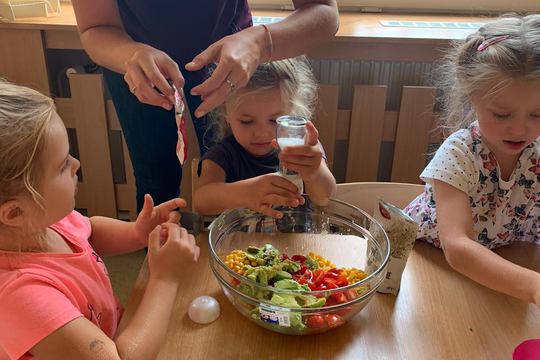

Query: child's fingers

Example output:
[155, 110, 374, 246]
[148, 225, 162, 252]
[157, 198, 187, 214]
[271, 176, 302, 193]
[160, 224, 168, 239]
[192, 242, 201, 261]
[263, 194, 300, 208]
[259, 204, 284, 219]
[139, 194, 154, 220]
[305, 121, 319, 146]
[167, 210, 181, 223]
[281, 145, 320, 157]
[187, 234, 196, 247]
[266, 185, 300, 199]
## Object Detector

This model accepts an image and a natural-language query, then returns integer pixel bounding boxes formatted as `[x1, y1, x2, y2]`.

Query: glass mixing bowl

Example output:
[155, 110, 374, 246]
[208, 197, 389, 335]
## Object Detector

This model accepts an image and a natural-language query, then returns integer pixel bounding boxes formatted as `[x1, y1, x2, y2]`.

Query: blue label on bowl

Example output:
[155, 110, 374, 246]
[259, 304, 291, 327]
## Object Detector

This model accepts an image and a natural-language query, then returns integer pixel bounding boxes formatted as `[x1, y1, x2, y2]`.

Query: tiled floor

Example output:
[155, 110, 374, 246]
[103, 250, 146, 306]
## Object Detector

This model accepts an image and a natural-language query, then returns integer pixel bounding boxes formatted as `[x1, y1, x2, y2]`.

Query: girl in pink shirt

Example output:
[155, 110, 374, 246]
[0, 80, 200, 359]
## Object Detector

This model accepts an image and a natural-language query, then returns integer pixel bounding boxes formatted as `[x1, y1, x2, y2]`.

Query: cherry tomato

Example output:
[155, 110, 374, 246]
[324, 314, 345, 328]
[306, 315, 326, 329]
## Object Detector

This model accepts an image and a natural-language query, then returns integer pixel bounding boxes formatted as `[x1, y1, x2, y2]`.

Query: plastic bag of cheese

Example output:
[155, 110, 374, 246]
[371, 199, 418, 295]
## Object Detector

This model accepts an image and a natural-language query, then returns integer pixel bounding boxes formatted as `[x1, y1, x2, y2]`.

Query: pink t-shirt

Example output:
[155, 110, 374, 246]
[0, 211, 123, 359]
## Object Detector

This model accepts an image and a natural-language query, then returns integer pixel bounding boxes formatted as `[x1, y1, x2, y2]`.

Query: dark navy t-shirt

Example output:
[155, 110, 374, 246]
[199, 135, 278, 182]
[117, 0, 252, 83]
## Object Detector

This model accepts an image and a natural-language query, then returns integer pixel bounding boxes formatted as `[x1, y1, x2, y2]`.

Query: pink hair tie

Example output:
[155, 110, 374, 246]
[477, 35, 510, 52]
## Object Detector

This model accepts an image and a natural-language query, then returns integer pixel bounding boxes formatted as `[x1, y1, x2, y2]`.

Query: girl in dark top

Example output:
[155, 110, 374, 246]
[194, 57, 337, 218]
[71, 0, 339, 213]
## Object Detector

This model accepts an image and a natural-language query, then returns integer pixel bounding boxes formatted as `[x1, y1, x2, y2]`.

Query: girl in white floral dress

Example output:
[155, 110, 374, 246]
[405, 14, 540, 309]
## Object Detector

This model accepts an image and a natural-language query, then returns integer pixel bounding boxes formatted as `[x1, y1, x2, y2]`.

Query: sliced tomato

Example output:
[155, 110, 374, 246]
[323, 278, 337, 287]
[325, 282, 338, 289]
[344, 289, 357, 301]
[324, 314, 345, 328]
[335, 276, 349, 287]
[328, 268, 343, 275]
[313, 269, 326, 286]
[306, 315, 326, 329]
[325, 271, 339, 279]
[291, 255, 307, 263]
[298, 265, 308, 275]
[329, 292, 348, 304]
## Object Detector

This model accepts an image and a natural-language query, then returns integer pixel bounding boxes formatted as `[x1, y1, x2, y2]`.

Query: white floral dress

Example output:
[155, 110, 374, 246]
[405, 122, 540, 249]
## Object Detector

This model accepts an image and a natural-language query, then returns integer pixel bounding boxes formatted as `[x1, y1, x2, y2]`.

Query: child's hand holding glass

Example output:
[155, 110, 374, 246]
[243, 174, 305, 218]
[276, 121, 324, 183]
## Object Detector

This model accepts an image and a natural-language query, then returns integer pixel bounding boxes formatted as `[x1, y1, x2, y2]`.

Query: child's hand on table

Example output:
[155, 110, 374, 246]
[133, 194, 185, 246]
[244, 174, 305, 218]
[277, 121, 324, 183]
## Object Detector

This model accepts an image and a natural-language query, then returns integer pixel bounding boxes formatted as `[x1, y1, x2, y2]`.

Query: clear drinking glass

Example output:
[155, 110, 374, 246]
[276, 115, 307, 194]
[276, 115, 307, 175]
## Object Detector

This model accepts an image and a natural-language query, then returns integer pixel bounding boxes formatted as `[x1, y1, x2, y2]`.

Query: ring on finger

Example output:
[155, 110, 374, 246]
[225, 78, 236, 92]
[130, 85, 137, 94]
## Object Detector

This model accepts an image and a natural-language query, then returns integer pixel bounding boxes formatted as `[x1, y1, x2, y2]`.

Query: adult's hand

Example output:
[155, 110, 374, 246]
[123, 43, 185, 110]
[185, 26, 268, 118]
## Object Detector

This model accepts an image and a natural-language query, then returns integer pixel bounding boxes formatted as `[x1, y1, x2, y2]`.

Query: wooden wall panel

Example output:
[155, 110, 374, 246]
[55, 97, 91, 211]
[391, 86, 436, 184]
[312, 85, 339, 170]
[44, 30, 83, 50]
[346, 85, 387, 182]
[336, 110, 351, 141]
[106, 101, 137, 221]
[55, 97, 75, 128]
[69, 74, 117, 217]
[0, 29, 50, 95]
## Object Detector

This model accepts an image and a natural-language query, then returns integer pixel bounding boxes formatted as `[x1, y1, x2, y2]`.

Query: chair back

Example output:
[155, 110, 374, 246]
[334, 182, 424, 215]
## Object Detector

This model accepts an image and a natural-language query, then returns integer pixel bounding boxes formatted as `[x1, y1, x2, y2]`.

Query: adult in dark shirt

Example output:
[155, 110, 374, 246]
[71, 0, 339, 211]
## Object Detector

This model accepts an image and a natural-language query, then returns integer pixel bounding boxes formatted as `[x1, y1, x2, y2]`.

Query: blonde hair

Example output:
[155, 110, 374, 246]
[0, 79, 55, 208]
[208, 56, 318, 141]
[437, 14, 540, 135]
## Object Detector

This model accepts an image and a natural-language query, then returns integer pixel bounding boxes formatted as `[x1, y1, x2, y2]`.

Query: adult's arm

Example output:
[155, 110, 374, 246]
[187, 0, 339, 118]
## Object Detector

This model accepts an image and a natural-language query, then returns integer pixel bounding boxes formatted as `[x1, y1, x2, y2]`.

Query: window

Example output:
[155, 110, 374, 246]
[248, 0, 540, 14]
